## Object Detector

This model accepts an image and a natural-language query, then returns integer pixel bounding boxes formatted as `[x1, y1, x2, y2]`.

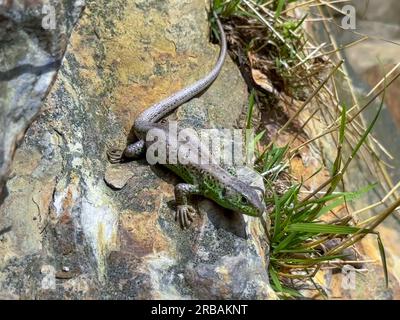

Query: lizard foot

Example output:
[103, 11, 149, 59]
[107, 148, 124, 164]
[175, 205, 196, 229]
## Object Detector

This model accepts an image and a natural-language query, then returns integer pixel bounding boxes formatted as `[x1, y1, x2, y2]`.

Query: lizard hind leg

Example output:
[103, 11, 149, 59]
[107, 140, 146, 163]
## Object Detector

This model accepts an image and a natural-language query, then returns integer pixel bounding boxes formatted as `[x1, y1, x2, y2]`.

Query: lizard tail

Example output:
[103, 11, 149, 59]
[134, 11, 227, 138]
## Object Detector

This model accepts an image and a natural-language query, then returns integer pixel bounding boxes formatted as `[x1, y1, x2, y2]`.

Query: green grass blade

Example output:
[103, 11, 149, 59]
[212, 0, 224, 12]
[342, 91, 385, 173]
[331, 105, 346, 176]
[274, 0, 286, 19]
[278, 248, 318, 253]
[278, 254, 346, 264]
[316, 184, 376, 218]
[376, 233, 389, 287]
[269, 266, 283, 292]
[246, 89, 256, 129]
[287, 223, 369, 235]
[292, 14, 308, 31]
[246, 129, 265, 161]
[272, 191, 282, 241]
[222, 0, 241, 17]
[280, 286, 303, 298]
[273, 232, 298, 253]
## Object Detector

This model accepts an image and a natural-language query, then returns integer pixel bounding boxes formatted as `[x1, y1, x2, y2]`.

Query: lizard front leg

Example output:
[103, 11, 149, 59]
[174, 183, 201, 229]
[108, 140, 146, 163]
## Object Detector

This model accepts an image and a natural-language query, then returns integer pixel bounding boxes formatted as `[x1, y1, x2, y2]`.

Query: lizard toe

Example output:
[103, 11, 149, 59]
[182, 210, 189, 229]
[176, 205, 195, 229]
[187, 207, 196, 222]
[107, 148, 124, 164]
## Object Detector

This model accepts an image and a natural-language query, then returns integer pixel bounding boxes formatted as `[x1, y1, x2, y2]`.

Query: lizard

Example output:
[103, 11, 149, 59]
[108, 11, 266, 229]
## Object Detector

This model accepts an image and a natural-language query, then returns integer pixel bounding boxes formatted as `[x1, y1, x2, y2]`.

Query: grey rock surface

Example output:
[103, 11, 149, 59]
[0, 0, 84, 195]
[0, 0, 276, 299]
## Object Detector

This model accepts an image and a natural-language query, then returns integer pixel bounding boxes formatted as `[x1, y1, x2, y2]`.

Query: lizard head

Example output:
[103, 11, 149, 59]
[217, 180, 266, 217]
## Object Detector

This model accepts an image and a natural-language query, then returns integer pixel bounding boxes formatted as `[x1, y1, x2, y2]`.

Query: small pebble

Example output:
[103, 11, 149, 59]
[104, 166, 134, 189]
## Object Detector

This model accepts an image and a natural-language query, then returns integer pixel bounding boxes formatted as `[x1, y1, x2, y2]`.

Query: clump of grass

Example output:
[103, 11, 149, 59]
[213, 0, 400, 298]
[259, 95, 394, 297]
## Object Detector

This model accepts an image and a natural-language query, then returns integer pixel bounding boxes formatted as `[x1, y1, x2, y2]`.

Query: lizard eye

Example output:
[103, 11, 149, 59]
[241, 196, 248, 204]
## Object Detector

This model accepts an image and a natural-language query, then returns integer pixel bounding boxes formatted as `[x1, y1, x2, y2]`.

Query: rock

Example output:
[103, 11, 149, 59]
[0, 0, 84, 195]
[185, 253, 274, 299]
[0, 0, 275, 299]
[350, 0, 400, 28]
[104, 165, 135, 190]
